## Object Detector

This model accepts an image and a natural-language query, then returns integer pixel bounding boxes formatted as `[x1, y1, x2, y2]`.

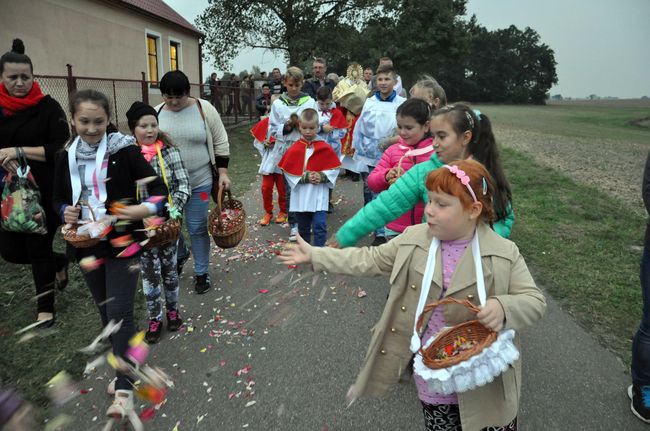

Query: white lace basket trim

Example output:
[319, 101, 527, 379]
[413, 329, 519, 395]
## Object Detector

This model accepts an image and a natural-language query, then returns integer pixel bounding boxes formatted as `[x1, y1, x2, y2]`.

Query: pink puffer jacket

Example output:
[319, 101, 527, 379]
[367, 136, 434, 234]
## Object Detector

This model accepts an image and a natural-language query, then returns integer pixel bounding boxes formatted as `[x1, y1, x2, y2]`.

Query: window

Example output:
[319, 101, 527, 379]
[147, 35, 159, 84]
[170, 41, 180, 71]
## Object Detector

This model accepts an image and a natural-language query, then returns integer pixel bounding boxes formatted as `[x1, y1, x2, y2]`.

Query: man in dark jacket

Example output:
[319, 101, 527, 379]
[268, 68, 285, 95]
[302, 57, 336, 99]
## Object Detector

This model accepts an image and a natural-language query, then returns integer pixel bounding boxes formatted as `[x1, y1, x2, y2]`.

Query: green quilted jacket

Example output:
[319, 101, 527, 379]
[336, 153, 515, 247]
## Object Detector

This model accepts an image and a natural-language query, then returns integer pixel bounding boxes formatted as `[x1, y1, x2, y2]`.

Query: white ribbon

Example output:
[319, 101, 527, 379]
[68, 135, 108, 208]
[397, 144, 434, 158]
[410, 230, 484, 353]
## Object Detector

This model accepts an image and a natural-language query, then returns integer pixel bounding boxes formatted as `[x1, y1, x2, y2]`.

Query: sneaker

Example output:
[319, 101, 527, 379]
[106, 389, 134, 419]
[194, 274, 211, 294]
[371, 236, 387, 246]
[259, 213, 273, 226]
[629, 384, 650, 423]
[166, 309, 183, 332]
[177, 251, 191, 276]
[275, 212, 288, 224]
[289, 225, 298, 242]
[145, 319, 162, 344]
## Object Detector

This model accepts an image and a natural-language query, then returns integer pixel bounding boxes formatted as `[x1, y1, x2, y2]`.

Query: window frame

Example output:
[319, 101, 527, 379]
[169, 38, 182, 72]
[144, 29, 163, 88]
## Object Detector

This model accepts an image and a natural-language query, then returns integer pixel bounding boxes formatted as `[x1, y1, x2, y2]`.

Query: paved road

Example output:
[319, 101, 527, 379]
[55, 175, 646, 430]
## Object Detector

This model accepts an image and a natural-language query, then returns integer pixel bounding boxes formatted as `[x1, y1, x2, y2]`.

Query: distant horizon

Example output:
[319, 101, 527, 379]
[163, 0, 650, 99]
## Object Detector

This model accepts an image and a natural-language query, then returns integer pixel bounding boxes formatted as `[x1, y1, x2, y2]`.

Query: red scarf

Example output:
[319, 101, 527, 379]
[0, 81, 45, 117]
[278, 138, 341, 176]
[140, 140, 164, 162]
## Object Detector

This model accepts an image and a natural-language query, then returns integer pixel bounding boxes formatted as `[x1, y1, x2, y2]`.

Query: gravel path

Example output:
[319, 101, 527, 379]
[495, 125, 647, 215]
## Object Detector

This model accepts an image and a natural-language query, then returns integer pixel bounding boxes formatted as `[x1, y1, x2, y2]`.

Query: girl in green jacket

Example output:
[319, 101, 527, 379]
[334, 104, 514, 247]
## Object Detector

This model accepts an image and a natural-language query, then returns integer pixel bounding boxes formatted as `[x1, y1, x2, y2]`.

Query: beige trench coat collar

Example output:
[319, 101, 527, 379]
[397, 222, 512, 301]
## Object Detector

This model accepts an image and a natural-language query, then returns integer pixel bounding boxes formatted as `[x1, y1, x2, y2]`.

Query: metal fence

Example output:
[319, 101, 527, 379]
[35, 66, 259, 132]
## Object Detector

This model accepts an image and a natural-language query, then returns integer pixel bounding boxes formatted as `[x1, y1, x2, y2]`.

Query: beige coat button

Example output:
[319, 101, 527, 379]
[390, 327, 397, 333]
[410, 284, 417, 290]
[467, 294, 475, 300]
[401, 306, 407, 311]
[380, 349, 386, 354]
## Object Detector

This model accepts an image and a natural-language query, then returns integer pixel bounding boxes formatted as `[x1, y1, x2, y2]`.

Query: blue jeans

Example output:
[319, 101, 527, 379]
[296, 211, 327, 246]
[360, 169, 385, 238]
[632, 225, 650, 386]
[182, 184, 212, 276]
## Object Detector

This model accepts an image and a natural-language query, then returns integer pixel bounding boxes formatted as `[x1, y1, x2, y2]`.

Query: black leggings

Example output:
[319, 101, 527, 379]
[82, 257, 138, 391]
[422, 402, 517, 431]
[0, 229, 67, 314]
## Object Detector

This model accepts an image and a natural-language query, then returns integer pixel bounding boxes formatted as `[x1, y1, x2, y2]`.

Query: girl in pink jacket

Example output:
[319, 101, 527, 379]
[368, 98, 434, 238]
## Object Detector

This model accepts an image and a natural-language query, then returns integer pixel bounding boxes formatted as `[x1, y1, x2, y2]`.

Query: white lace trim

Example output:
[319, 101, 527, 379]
[413, 329, 519, 394]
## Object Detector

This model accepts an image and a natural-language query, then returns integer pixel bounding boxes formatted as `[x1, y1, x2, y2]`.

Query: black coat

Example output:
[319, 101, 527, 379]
[0, 95, 70, 232]
[53, 143, 168, 259]
[302, 78, 336, 99]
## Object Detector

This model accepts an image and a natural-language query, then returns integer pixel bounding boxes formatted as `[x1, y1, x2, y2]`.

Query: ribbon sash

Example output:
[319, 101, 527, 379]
[397, 144, 434, 158]
[68, 135, 108, 209]
[410, 230, 485, 353]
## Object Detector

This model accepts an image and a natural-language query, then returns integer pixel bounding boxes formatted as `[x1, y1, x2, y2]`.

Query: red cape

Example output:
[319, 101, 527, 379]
[278, 139, 341, 176]
[328, 107, 348, 129]
[250, 117, 276, 143]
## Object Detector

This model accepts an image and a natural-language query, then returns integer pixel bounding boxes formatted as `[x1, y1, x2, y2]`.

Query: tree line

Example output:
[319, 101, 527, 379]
[197, 0, 558, 104]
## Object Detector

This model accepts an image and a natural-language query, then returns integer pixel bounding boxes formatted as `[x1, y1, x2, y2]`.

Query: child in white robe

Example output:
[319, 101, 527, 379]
[278, 109, 340, 246]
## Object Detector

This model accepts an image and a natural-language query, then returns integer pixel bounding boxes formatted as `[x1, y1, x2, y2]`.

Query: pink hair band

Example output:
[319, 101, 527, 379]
[443, 165, 477, 202]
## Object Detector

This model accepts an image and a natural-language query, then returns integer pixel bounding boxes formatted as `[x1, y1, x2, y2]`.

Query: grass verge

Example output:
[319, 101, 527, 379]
[476, 104, 650, 143]
[0, 124, 260, 407]
[503, 145, 644, 364]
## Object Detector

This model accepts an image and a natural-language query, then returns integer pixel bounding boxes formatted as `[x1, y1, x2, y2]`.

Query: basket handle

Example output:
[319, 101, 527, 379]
[82, 198, 96, 222]
[215, 186, 232, 229]
[415, 297, 481, 334]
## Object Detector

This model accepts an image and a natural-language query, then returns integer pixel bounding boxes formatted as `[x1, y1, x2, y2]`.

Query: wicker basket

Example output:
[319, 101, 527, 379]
[144, 219, 181, 249]
[208, 188, 246, 249]
[63, 203, 102, 249]
[63, 225, 101, 248]
[416, 297, 497, 370]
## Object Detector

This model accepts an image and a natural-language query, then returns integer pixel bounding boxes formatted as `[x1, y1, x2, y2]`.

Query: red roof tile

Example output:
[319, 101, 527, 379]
[116, 0, 203, 36]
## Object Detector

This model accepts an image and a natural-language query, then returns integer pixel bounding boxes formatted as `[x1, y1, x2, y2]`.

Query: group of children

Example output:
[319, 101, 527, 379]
[259, 62, 547, 430]
[18, 58, 545, 429]
[253, 63, 452, 247]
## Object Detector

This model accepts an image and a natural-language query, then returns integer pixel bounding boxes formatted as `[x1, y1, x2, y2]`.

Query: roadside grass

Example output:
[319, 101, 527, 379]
[502, 146, 644, 364]
[0, 123, 259, 407]
[476, 103, 650, 143]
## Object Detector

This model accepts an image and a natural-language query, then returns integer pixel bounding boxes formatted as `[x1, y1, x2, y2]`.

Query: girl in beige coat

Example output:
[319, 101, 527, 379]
[280, 160, 546, 431]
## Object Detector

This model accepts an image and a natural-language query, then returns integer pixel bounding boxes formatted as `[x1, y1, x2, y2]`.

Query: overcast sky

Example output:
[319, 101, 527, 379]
[164, 0, 650, 98]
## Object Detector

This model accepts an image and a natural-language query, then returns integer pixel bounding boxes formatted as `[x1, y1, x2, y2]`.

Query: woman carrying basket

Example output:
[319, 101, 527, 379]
[155, 70, 231, 295]
[280, 159, 546, 431]
[126, 102, 190, 344]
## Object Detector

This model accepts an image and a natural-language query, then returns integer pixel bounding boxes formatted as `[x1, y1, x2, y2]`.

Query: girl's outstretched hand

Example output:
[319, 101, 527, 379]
[476, 298, 506, 332]
[278, 233, 313, 265]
